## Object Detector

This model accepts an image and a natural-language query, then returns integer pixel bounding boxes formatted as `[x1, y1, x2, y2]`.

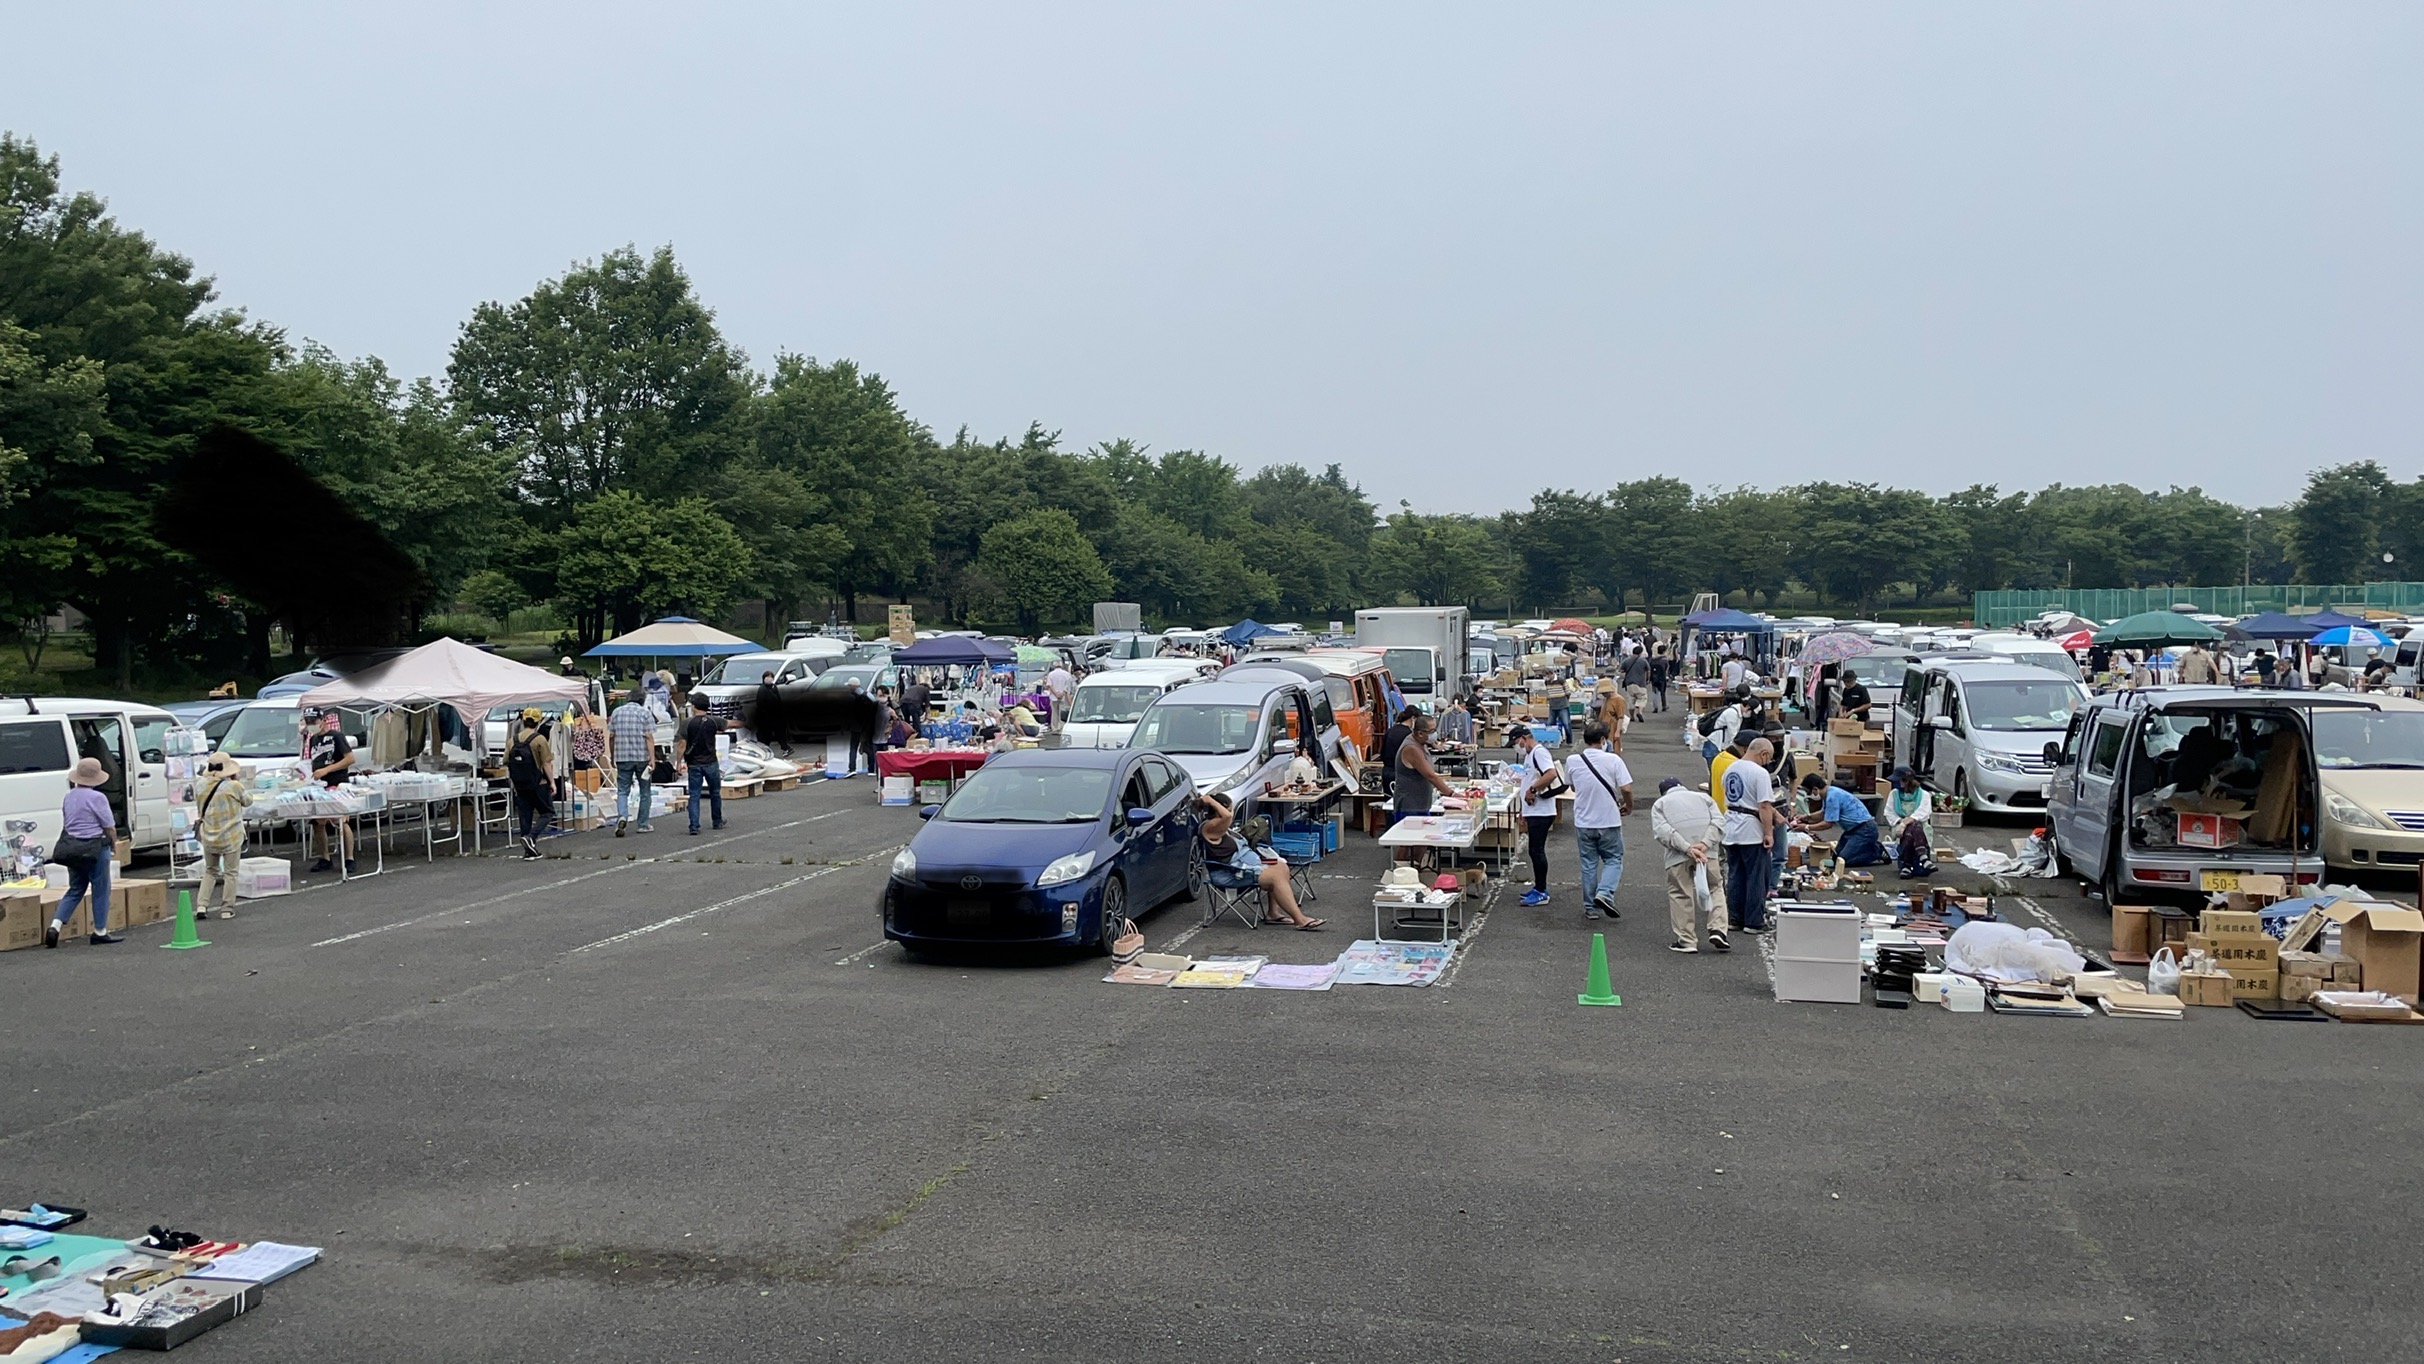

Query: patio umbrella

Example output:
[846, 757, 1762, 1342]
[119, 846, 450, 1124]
[2310, 625, 2393, 649]
[2056, 629, 2094, 651]
[1550, 617, 1594, 636]
[2091, 610, 2224, 649]
[583, 616, 758, 657]
[2229, 611, 2323, 641]
[1796, 631, 1881, 667]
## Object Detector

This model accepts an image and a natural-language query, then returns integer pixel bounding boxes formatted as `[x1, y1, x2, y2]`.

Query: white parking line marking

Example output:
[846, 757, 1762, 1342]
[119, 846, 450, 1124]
[573, 861, 861, 953]
[1153, 919, 1211, 955]
[310, 810, 853, 947]
[1432, 882, 1501, 990]
[833, 940, 893, 965]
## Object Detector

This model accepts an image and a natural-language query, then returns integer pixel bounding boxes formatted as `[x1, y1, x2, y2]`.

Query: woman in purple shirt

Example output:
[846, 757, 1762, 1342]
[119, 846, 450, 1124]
[48, 756, 121, 947]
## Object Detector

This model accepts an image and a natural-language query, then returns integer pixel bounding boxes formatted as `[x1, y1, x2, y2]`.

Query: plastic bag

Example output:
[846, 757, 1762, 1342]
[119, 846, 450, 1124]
[2147, 945, 2181, 997]
[1692, 862, 1713, 914]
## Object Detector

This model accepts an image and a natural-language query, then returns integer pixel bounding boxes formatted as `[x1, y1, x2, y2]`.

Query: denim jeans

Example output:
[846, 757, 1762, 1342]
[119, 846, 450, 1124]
[687, 762, 723, 832]
[58, 850, 112, 934]
[615, 761, 652, 826]
[1723, 841, 1771, 931]
[1770, 814, 1790, 892]
[1576, 824, 1624, 908]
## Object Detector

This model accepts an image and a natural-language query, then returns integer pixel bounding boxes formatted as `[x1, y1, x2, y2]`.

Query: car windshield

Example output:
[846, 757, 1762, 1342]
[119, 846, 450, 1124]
[1071, 685, 1165, 724]
[219, 707, 306, 757]
[1964, 681, 2083, 731]
[811, 668, 877, 691]
[2311, 709, 2424, 769]
[710, 658, 784, 685]
[940, 766, 1113, 823]
[1382, 648, 1431, 690]
[1131, 703, 1258, 755]
[1848, 658, 1908, 694]
[2002, 651, 2082, 682]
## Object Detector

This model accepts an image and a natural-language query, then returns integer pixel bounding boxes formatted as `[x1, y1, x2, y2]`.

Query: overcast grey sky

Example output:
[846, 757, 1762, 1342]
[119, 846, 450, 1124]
[6, 2, 2417, 510]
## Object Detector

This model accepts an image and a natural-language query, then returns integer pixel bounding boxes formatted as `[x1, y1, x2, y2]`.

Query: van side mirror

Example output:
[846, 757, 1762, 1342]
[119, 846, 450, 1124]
[2043, 742, 2062, 766]
[1269, 738, 1296, 757]
[1929, 715, 1952, 730]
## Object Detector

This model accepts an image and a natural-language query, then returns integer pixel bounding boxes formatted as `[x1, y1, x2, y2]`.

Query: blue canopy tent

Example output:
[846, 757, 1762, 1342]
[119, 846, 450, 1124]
[2228, 611, 2323, 641]
[892, 636, 998, 667]
[1219, 619, 1281, 648]
[1680, 607, 1776, 669]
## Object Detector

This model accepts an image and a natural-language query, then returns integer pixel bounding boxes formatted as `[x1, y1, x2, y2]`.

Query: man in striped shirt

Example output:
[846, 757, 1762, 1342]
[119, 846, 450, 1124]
[608, 694, 658, 835]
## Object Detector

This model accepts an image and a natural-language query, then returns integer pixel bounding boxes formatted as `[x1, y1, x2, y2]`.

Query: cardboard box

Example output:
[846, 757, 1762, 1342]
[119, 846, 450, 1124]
[115, 877, 168, 927]
[2176, 811, 2243, 849]
[2223, 967, 2278, 1000]
[2334, 901, 2424, 1005]
[2281, 972, 2332, 1003]
[2201, 907, 2267, 938]
[0, 891, 47, 951]
[2111, 904, 2153, 962]
[2178, 967, 2236, 1007]
[2209, 936, 2278, 974]
[2279, 949, 2351, 980]
[1828, 718, 1867, 737]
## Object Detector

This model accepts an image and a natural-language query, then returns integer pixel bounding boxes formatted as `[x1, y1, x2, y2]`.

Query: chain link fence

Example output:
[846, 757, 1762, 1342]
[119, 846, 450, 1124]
[1974, 584, 2424, 626]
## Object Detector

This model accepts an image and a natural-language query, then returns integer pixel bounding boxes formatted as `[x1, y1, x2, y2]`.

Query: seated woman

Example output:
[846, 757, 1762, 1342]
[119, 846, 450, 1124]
[1196, 793, 1324, 930]
[1795, 771, 1885, 867]
[1882, 766, 1935, 877]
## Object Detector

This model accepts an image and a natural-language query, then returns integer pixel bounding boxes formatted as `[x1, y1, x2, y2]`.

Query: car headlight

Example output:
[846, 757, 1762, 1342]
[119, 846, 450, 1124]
[2324, 789, 2387, 831]
[890, 847, 918, 880]
[1975, 752, 2025, 774]
[1207, 769, 1249, 797]
[1036, 850, 1097, 888]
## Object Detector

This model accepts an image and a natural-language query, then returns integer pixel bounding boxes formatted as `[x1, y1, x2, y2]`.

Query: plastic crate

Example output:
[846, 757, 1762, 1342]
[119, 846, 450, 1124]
[1267, 830, 1324, 862]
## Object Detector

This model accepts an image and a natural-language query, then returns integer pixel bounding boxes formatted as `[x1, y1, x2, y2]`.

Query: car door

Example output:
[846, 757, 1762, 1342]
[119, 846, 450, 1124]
[128, 711, 173, 846]
[1938, 681, 1971, 786]
[1144, 756, 1194, 891]
[1116, 761, 1169, 899]
[1892, 670, 1924, 764]
[2068, 712, 2132, 880]
[67, 714, 132, 841]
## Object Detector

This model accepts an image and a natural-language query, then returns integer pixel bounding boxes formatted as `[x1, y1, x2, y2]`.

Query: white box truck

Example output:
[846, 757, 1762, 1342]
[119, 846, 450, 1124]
[1353, 606, 1471, 701]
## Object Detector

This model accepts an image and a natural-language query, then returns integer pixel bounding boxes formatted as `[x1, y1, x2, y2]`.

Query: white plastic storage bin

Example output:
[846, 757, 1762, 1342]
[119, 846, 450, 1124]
[236, 856, 292, 899]
[1773, 903, 1862, 1004]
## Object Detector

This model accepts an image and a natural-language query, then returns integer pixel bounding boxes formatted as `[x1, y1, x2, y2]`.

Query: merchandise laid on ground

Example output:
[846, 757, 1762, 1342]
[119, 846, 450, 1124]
[0, 1204, 318, 1356]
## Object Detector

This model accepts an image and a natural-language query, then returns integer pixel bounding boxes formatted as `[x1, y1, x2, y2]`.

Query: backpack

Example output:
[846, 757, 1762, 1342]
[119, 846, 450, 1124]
[506, 733, 545, 794]
[1696, 705, 1730, 737]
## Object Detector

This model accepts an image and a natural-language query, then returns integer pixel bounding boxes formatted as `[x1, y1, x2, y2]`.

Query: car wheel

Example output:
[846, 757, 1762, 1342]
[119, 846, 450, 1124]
[1179, 842, 1207, 903]
[1094, 875, 1128, 955]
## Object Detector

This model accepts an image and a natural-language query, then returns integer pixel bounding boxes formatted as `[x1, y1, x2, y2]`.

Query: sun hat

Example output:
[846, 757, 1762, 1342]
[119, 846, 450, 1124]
[69, 757, 108, 787]
[520, 706, 543, 724]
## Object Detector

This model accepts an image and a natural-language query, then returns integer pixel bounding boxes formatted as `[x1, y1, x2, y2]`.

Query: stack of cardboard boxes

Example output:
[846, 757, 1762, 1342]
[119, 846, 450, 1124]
[0, 876, 171, 949]
[2283, 898, 2423, 1006]
[1824, 718, 1887, 792]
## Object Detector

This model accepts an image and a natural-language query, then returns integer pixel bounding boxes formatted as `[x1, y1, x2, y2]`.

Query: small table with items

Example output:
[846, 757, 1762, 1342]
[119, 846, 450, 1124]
[876, 746, 992, 804]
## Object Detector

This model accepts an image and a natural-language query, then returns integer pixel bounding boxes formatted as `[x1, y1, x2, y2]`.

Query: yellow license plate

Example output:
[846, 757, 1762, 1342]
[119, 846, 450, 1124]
[2200, 870, 2242, 892]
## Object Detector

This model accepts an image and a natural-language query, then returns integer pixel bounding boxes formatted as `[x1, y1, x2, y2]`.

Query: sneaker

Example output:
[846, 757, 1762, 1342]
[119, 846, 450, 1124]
[308, 858, 333, 874]
[1518, 889, 1549, 907]
[90, 932, 124, 945]
[218, 908, 236, 920]
[1709, 929, 1732, 952]
[1596, 896, 1620, 920]
[635, 824, 653, 833]
[1669, 937, 1698, 953]
[1584, 906, 1602, 920]
[43, 921, 59, 949]
[615, 823, 626, 838]
[688, 826, 700, 836]
[712, 821, 727, 830]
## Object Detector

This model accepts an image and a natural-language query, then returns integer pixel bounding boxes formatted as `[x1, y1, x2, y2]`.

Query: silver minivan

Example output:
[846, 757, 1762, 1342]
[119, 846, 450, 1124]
[1891, 661, 2088, 813]
[1127, 676, 1333, 817]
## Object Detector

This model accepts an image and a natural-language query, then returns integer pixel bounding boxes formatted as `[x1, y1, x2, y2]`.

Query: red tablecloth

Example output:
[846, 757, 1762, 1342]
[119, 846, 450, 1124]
[877, 748, 993, 782]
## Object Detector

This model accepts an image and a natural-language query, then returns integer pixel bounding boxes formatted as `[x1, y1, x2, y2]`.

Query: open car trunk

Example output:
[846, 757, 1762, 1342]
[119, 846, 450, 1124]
[2121, 701, 2323, 862]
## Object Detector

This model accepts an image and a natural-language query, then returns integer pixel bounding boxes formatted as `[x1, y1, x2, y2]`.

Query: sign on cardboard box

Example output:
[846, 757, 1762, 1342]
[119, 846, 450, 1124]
[2210, 937, 2278, 972]
[2223, 968, 2278, 1000]
[2201, 907, 2266, 938]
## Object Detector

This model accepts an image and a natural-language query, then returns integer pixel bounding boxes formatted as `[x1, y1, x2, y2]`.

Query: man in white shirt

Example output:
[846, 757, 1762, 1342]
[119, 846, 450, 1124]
[1701, 692, 1745, 765]
[1562, 723, 1633, 920]
[1509, 726, 1562, 908]
[1719, 736, 1777, 933]
[1044, 664, 1076, 733]
[1651, 775, 1728, 953]
[1721, 653, 1749, 691]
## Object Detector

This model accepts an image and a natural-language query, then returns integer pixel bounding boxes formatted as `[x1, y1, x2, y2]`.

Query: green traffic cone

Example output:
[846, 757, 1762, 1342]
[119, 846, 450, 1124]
[162, 887, 209, 950]
[1577, 931, 1620, 1006]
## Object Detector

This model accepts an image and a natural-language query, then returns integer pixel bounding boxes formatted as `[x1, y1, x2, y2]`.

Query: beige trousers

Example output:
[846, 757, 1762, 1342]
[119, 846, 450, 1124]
[199, 842, 242, 910]
[1665, 857, 1728, 942]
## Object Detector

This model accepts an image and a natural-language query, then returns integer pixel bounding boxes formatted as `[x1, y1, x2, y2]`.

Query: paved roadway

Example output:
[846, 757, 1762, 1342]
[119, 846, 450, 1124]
[5, 720, 2419, 1363]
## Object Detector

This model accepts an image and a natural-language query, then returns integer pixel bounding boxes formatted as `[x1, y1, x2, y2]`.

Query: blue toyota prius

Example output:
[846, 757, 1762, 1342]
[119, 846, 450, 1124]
[881, 749, 1206, 954]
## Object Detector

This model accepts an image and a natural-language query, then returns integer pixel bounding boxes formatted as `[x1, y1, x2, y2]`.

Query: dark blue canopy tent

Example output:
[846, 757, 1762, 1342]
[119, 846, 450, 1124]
[2228, 612, 2322, 641]
[1219, 619, 1281, 647]
[892, 636, 997, 667]
[1681, 607, 1776, 669]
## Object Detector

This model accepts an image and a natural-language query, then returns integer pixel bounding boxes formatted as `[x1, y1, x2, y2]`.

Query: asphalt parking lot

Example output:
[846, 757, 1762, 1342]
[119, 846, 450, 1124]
[7, 722, 2422, 1363]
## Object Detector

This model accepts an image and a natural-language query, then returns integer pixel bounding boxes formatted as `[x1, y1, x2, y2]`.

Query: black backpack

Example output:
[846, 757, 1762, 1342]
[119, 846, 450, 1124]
[1696, 705, 1729, 737]
[507, 734, 545, 794]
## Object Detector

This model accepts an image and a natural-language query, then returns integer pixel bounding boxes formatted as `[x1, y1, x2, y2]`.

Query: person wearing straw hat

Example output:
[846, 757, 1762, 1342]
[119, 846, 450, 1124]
[195, 750, 253, 919]
[46, 757, 122, 946]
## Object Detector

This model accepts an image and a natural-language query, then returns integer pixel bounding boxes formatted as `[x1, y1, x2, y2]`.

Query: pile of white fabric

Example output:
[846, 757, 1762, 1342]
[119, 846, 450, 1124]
[1944, 922, 2085, 983]
[721, 738, 803, 781]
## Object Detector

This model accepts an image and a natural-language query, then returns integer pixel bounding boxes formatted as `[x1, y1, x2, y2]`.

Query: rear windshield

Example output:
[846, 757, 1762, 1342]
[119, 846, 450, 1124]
[1070, 685, 1165, 725]
[0, 720, 70, 775]
[2312, 709, 2424, 770]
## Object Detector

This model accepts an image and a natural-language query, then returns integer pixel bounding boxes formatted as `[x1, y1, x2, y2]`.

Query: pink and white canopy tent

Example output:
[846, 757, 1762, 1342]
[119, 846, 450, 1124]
[298, 637, 587, 734]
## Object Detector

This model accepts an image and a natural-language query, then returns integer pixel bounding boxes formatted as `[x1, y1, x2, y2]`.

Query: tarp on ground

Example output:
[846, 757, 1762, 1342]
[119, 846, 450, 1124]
[583, 616, 759, 657]
[297, 637, 585, 730]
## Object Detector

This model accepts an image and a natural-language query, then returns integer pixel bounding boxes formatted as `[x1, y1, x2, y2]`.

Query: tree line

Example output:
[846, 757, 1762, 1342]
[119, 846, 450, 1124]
[2, 134, 2416, 686]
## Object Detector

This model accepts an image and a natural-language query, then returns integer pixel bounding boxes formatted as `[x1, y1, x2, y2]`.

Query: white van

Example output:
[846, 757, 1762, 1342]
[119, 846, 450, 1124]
[0, 697, 181, 859]
[1060, 660, 1215, 749]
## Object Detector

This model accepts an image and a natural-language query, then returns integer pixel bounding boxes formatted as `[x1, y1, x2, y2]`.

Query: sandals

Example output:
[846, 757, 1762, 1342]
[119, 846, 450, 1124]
[1295, 917, 1327, 931]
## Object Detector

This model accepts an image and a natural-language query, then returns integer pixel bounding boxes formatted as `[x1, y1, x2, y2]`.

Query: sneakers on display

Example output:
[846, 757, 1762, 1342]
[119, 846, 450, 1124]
[1709, 929, 1732, 952]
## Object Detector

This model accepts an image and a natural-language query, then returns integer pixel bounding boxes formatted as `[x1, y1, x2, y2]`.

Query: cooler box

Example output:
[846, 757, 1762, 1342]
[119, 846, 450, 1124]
[880, 775, 915, 807]
[916, 779, 952, 805]
[1773, 903, 1861, 1004]
[825, 735, 859, 779]
[237, 856, 292, 899]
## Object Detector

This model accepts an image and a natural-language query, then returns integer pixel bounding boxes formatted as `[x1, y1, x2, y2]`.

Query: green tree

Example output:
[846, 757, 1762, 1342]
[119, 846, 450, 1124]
[2284, 462, 2392, 584]
[550, 490, 753, 639]
[0, 319, 104, 637]
[456, 568, 524, 629]
[1602, 477, 1699, 613]
[449, 245, 751, 513]
[1788, 483, 1946, 611]
[747, 354, 934, 624]
[1510, 490, 1604, 612]
[1369, 509, 1500, 607]
[975, 507, 1113, 632]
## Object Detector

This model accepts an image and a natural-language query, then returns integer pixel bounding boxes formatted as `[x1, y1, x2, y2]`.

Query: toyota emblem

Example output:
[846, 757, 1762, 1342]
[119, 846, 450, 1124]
[960, 875, 984, 891]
